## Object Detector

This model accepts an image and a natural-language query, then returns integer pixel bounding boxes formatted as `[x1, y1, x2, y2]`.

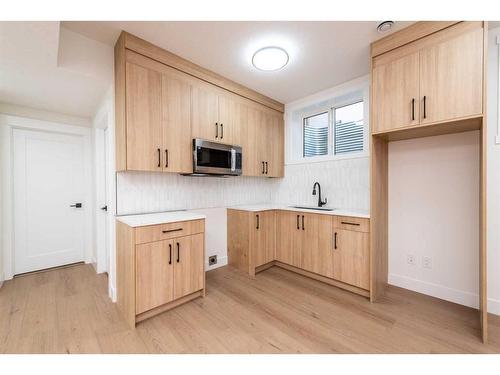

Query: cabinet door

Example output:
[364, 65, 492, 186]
[125, 62, 163, 171]
[276, 211, 302, 267]
[173, 234, 204, 299]
[243, 105, 264, 176]
[266, 112, 284, 177]
[253, 211, 276, 267]
[191, 83, 219, 142]
[332, 229, 370, 289]
[419, 26, 483, 124]
[372, 51, 420, 133]
[162, 71, 192, 173]
[302, 214, 334, 278]
[136, 240, 174, 314]
[218, 94, 242, 146]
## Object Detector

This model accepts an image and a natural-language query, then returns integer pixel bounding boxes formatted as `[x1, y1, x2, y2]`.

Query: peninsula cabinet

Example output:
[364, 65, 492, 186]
[116, 218, 205, 327]
[228, 209, 371, 297]
[372, 21, 484, 134]
[227, 209, 276, 276]
[115, 31, 285, 175]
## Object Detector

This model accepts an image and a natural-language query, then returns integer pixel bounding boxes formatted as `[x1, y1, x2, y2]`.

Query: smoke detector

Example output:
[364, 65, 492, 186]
[377, 21, 395, 34]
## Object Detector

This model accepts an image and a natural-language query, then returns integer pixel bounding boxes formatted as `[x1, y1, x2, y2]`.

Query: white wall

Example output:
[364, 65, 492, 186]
[388, 132, 480, 308]
[486, 28, 500, 314]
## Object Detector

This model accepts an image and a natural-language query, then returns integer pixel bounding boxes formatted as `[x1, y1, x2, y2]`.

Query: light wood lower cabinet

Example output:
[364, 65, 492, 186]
[227, 209, 275, 275]
[229, 209, 370, 296]
[116, 219, 205, 327]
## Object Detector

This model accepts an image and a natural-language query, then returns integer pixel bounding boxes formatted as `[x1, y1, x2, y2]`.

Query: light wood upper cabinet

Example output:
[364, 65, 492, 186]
[125, 62, 163, 171]
[161, 71, 192, 173]
[135, 240, 174, 314]
[191, 83, 220, 142]
[371, 22, 484, 134]
[419, 26, 483, 124]
[253, 211, 276, 268]
[266, 112, 285, 178]
[372, 51, 420, 133]
[173, 233, 204, 299]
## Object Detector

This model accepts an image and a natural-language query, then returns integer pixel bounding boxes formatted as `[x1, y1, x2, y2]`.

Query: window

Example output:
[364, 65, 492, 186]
[301, 101, 365, 159]
[334, 101, 364, 155]
[303, 112, 329, 157]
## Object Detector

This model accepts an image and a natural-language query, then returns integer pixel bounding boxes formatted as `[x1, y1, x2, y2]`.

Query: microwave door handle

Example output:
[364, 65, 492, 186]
[230, 149, 236, 172]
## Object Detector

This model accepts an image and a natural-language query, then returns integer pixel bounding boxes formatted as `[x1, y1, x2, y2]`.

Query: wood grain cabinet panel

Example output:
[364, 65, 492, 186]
[173, 234, 205, 299]
[308, 214, 334, 278]
[276, 211, 302, 267]
[333, 228, 370, 290]
[136, 240, 174, 314]
[252, 211, 276, 268]
[419, 26, 483, 124]
[161, 71, 192, 173]
[191, 83, 220, 142]
[372, 51, 420, 133]
[125, 62, 163, 171]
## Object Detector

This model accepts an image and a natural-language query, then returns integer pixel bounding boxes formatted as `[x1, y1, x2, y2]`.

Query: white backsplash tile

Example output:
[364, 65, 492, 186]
[116, 157, 370, 215]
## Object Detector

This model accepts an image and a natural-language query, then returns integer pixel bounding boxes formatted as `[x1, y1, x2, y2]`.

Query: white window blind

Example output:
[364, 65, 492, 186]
[334, 101, 364, 155]
[303, 112, 329, 157]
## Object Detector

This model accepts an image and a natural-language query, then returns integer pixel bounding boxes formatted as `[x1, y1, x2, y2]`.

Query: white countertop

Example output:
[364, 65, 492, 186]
[116, 211, 207, 227]
[227, 204, 370, 219]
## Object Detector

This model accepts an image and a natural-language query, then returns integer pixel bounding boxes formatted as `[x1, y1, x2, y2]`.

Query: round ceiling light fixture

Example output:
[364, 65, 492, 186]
[377, 21, 395, 33]
[252, 46, 289, 71]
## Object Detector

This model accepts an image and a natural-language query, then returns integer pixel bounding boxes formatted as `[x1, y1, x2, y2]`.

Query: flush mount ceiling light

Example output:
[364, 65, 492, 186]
[252, 46, 289, 71]
[377, 21, 395, 33]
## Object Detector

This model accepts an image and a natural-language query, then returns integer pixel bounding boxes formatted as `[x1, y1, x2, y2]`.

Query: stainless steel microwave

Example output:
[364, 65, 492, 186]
[192, 139, 242, 176]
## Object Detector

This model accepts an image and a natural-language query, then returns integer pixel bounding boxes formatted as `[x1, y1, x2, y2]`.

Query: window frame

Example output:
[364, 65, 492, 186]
[302, 110, 331, 158]
[332, 99, 365, 157]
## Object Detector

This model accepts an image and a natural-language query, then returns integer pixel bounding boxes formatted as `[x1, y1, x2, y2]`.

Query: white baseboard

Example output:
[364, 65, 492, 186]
[205, 255, 228, 271]
[389, 273, 479, 309]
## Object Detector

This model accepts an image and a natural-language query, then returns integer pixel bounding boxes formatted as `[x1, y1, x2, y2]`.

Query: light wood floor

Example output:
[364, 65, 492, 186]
[1, 263, 499, 353]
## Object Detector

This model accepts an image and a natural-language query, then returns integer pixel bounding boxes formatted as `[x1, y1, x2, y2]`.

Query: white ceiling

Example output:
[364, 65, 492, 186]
[3, 21, 500, 120]
[62, 21, 415, 104]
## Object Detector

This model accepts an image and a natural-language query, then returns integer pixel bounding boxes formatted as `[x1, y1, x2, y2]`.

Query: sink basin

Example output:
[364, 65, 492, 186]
[290, 206, 335, 212]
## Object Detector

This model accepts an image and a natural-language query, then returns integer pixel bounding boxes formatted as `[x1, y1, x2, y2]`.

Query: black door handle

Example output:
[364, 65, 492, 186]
[169, 243, 172, 265]
[262, 161, 265, 174]
[302, 215, 305, 230]
[256, 214, 260, 230]
[176, 242, 180, 263]
[100, 205, 107, 211]
[70, 203, 82, 208]
[334, 232, 337, 250]
[165, 149, 168, 168]
[423, 96, 426, 119]
[220, 123, 224, 139]
[411, 98, 415, 121]
[157, 148, 161, 167]
[265, 161, 268, 175]
[296, 215, 300, 230]
[215, 122, 218, 138]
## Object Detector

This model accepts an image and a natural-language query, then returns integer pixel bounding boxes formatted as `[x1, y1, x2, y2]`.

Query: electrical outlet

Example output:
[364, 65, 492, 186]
[208, 255, 217, 266]
[407, 254, 416, 265]
[423, 256, 432, 269]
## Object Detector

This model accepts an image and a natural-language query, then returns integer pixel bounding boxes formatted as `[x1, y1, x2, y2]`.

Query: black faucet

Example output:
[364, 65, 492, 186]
[312, 182, 327, 207]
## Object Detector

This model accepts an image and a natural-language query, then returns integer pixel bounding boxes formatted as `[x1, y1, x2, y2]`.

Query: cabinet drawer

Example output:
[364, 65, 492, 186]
[333, 216, 369, 233]
[135, 219, 204, 244]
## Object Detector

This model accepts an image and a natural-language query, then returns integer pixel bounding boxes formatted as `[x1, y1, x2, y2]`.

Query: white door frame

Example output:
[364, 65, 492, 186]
[1, 114, 93, 280]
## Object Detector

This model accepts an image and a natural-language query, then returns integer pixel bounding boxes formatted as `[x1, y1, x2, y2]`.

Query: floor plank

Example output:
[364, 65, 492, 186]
[0, 263, 499, 353]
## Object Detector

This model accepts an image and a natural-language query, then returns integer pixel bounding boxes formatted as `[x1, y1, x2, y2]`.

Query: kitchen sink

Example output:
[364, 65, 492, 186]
[290, 206, 335, 212]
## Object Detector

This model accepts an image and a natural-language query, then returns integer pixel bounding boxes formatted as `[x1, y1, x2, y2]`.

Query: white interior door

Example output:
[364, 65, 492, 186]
[13, 128, 86, 274]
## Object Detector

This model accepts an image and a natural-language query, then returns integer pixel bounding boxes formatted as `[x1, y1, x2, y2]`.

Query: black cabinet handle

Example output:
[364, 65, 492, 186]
[296, 215, 300, 230]
[334, 232, 338, 250]
[157, 148, 161, 167]
[169, 243, 172, 265]
[215, 122, 219, 138]
[265, 161, 268, 175]
[340, 221, 360, 226]
[162, 228, 183, 233]
[262, 161, 265, 174]
[423, 96, 426, 119]
[302, 215, 305, 230]
[220, 123, 224, 139]
[176, 242, 180, 263]
[411, 98, 415, 121]
[70, 203, 82, 208]
[165, 149, 168, 168]
[100, 205, 107, 211]
[256, 214, 260, 229]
